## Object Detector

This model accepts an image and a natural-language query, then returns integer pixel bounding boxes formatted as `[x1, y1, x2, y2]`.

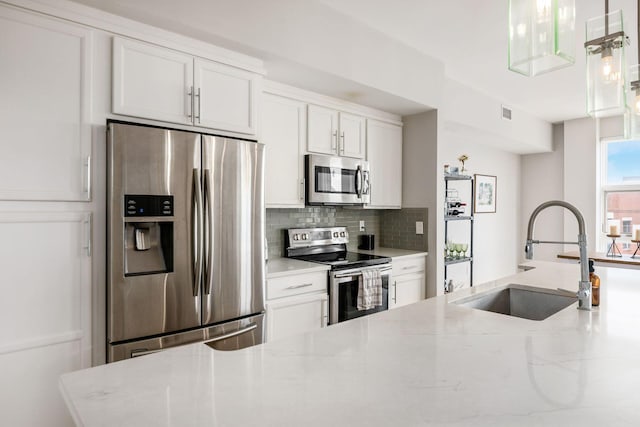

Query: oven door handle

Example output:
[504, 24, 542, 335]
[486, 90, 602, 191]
[333, 266, 391, 280]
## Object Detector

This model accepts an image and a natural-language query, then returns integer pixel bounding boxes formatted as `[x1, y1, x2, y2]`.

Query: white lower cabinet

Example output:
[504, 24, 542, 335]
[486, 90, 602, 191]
[266, 293, 328, 342]
[390, 256, 426, 309]
[0, 212, 92, 427]
[265, 271, 328, 342]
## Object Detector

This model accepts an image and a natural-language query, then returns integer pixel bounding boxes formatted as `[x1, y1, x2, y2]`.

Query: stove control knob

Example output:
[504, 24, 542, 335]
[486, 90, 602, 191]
[333, 232, 339, 238]
[302, 233, 309, 240]
[339, 231, 346, 238]
[293, 234, 299, 241]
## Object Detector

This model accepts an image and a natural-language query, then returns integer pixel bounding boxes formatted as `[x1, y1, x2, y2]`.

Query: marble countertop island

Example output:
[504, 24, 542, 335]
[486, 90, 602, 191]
[60, 261, 640, 426]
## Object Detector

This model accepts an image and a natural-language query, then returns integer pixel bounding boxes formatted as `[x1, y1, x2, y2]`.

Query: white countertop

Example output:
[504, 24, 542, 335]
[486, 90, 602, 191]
[60, 262, 640, 426]
[352, 246, 428, 259]
[266, 257, 330, 278]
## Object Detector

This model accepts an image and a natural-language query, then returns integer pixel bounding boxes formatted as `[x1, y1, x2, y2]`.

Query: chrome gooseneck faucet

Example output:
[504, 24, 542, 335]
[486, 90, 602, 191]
[525, 200, 591, 311]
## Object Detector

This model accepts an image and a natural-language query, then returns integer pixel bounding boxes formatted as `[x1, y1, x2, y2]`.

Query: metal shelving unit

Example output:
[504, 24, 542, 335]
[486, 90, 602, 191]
[444, 174, 474, 293]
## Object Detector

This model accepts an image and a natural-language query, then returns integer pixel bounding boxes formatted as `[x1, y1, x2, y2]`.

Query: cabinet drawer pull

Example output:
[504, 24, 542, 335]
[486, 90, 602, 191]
[285, 283, 313, 290]
[402, 265, 417, 271]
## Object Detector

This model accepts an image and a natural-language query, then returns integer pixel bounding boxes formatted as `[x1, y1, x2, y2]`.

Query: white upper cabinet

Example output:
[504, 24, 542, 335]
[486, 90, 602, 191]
[307, 104, 339, 155]
[261, 93, 306, 208]
[113, 37, 193, 126]
[339, 112, 365, 159]
[367, 119, 403, 208]
[307, 105, 364, 159]
[0, 6, 92, 201]
[194, 58, 257, 134]
[113, 37, 259, 135]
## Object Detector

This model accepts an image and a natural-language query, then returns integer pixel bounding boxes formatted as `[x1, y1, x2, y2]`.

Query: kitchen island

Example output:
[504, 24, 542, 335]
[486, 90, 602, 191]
[60, 261, 640, 426]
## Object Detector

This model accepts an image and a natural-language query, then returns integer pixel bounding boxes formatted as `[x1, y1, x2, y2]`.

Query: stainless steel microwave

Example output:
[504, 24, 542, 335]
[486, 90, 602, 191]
[305, 154, 370, 205]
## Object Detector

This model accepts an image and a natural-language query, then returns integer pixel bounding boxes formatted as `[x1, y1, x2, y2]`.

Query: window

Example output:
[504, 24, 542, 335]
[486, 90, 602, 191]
[601, 140, 640, 254]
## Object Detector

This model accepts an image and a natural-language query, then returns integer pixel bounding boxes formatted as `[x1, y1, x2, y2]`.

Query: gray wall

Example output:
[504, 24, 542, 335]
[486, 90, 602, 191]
[402, 110, 439, 296]
[266, 207, 427, 258]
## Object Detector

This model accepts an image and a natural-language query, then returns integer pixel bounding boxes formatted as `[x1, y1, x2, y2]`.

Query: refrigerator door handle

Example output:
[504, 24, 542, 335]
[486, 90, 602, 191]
[204, 323, 258, 344]
[203, 168, 213, 295]
[192, 168, 204, 297]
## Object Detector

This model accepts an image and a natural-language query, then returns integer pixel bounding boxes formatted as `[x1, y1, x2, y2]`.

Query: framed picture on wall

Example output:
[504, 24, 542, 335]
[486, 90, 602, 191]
[474, 174, 497, 213]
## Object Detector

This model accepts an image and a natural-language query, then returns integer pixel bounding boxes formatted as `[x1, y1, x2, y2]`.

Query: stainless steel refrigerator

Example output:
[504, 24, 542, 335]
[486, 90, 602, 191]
[107, 121, 265, 362]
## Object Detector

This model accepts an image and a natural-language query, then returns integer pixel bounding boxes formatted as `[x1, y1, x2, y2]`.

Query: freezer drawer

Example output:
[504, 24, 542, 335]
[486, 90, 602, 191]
[108, 313, 264, 362]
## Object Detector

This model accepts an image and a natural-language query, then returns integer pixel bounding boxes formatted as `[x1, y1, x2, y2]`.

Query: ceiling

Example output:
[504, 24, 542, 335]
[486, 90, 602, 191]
[316, 0, 638, 123]
[68, 0, 638, 124]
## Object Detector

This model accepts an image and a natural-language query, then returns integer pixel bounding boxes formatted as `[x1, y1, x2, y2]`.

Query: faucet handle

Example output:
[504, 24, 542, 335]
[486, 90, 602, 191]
[524, 241, 534, 260]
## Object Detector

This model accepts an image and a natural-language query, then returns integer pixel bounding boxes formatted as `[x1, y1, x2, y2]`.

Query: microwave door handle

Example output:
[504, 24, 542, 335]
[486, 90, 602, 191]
[356, 166, 362, 198]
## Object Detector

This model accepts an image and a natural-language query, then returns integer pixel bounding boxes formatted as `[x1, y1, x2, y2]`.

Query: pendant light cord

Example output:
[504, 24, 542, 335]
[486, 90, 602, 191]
[605, 0, 609, 35]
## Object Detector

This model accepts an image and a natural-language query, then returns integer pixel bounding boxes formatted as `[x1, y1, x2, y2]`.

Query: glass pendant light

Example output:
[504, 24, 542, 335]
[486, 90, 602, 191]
[508, 0, 576, 76]
[585, 1, 629, 117]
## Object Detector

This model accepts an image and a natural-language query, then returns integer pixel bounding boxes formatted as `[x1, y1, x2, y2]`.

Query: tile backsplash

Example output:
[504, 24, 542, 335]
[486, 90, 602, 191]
[380, 208, 428, 251]
[266, 206, 428, 258]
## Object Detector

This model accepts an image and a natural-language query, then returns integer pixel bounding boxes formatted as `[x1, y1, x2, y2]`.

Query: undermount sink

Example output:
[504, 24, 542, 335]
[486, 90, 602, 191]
[452, 285, 577, 321]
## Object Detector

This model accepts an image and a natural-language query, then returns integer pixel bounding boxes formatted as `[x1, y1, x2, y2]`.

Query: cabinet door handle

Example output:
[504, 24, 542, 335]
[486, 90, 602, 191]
[299, 179, 305, 201]
[195, 87, 201, 124]
[187, 86, 194, 121]
[285, 283, 313, 290]
[321, 297, 328, 327]
[83, 214, 92, 257]
[332, 130, 338, 152]
[83, 156, 91, 200]
[340, 131, 345, 154]
[393, 280, 397, 303]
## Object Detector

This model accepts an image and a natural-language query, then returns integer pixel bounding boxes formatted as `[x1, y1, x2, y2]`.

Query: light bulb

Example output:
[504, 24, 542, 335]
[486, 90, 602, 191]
[536, 0, 551, 18]
[601, 47, 616, 82]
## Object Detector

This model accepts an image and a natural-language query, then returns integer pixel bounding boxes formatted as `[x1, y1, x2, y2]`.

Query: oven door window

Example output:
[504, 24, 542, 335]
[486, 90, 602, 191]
[315, 166, 357, 195]
[336, 274, 389, 322]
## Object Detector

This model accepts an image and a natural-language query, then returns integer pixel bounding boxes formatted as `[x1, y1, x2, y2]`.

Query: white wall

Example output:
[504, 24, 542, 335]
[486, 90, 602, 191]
[403, 109, 523, 296]
[442, 78, 553, 154]
[520, 116, 626, 262]
[440, 127, 522, 287]
[520, 124, 565, 261]
[563, 118, 598, 251]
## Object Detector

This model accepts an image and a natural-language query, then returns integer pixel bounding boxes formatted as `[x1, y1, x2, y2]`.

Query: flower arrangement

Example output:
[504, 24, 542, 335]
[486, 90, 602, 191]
[458, 154, 469, 173]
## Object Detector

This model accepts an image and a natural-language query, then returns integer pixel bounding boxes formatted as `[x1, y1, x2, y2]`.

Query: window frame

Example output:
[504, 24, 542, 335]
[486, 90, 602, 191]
[600, 138, 640, 252]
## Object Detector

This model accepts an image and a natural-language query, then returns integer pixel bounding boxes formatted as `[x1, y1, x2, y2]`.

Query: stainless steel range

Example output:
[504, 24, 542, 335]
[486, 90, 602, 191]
[286, 226, 391, 324]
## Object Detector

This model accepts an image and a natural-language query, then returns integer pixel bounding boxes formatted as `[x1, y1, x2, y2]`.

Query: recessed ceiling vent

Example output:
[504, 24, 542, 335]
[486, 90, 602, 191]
[501, 105, 512, 121]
